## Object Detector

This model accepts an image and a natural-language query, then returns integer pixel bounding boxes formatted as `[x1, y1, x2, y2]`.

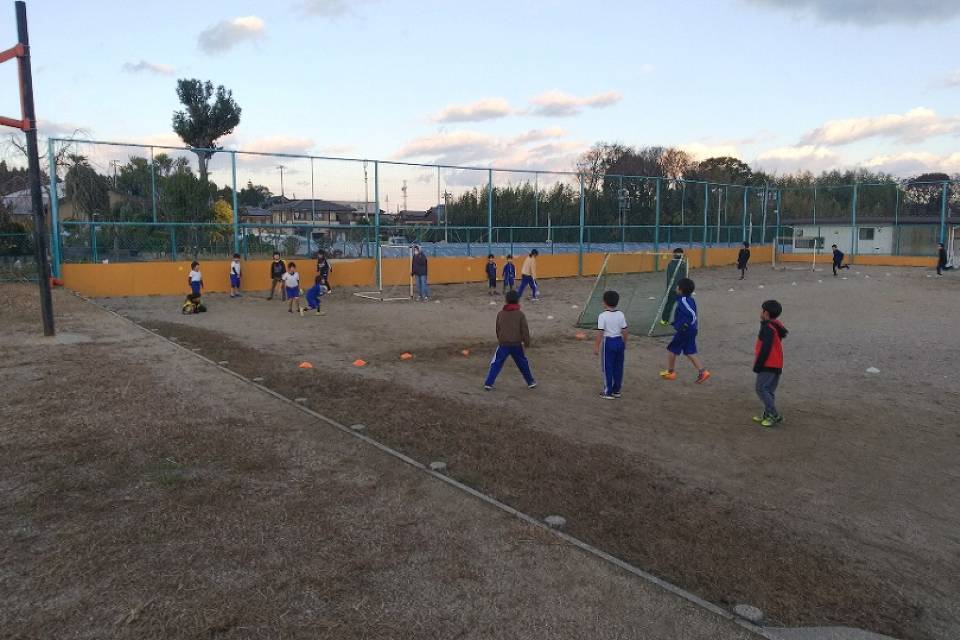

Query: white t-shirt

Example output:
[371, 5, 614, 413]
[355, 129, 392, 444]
[598, 309, 627, 338]
[231, 260, 241, 276]
[189, 269, 202, 282]
[282, 271, 300, 289]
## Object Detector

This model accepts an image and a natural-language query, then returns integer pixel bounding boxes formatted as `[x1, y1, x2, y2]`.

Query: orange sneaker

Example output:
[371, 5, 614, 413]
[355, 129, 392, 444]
[659, 370, 677, 380]
[696, 370, 711, 384]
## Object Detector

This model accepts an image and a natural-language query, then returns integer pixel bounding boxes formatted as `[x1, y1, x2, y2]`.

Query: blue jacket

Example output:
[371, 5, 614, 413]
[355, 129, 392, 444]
[672, 295, 698, 333]
[833, 249, 844, 264]
[485, 261, 497, 278]
[502, 262, 516, 281]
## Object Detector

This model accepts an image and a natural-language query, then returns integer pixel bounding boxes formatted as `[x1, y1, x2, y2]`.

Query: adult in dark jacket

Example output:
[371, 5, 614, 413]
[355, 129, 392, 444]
[411, 245, 429, 301]
[936, 242, 952, 276]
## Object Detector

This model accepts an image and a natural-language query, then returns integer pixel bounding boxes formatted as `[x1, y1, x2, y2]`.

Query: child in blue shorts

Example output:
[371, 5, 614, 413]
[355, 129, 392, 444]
[188, 261, 203, 297]
[281, 262, 305, 316]
[229, 253, 242, 298]
[659, 277, 711, 384]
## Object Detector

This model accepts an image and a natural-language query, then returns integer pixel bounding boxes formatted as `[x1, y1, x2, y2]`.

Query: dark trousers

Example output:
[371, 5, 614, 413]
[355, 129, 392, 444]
[755, 371, 781, 417]
[484, 344, 534, 386]
[600, 336, 625, 395]
[832, 261, 849, 276]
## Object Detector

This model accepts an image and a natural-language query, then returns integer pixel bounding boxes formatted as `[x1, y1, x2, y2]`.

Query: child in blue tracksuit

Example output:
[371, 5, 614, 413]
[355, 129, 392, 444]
[594, 290, 628, 399]
[831, 244, 850, 276]
[483, 290, 536, 390]
[485, 254, 498, 296]
[502, 255, 516, 292]
[305, 274, 326, 315]
[659, 277, 710, 384]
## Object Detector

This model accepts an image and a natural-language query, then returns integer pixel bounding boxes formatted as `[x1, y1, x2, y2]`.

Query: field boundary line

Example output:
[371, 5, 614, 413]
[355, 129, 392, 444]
[78, 292, 774, 639]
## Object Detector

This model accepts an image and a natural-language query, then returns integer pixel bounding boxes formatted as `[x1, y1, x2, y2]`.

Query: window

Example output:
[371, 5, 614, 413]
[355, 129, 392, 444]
[859, 227, 875, 241]
[796, 237, 824, 249]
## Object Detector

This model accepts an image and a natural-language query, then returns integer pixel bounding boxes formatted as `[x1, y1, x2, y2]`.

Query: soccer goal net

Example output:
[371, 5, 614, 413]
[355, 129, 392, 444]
[353, 244, 413, 302]
[575, 253, 688, 337]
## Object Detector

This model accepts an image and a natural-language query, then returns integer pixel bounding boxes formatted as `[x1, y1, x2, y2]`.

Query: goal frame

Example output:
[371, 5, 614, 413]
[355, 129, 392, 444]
[353, 244, 414, 302]
[575, 251, 685, 337]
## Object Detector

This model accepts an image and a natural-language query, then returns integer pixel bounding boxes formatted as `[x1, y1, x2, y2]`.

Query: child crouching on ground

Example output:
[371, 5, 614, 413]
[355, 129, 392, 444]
[753, 299, 788, 427]
[483, 290, 536, 390]
[305, 274, 326, 315]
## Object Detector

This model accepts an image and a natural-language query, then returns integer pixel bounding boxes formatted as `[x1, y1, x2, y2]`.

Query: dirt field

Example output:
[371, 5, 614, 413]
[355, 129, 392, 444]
[0, 285, 763, 639]
[92, 262, 960, 640]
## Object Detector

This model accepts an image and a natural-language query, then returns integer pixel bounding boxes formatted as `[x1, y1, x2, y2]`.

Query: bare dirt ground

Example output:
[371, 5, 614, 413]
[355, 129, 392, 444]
[95, 262, 960, 640]
[0, 285, 762, 639]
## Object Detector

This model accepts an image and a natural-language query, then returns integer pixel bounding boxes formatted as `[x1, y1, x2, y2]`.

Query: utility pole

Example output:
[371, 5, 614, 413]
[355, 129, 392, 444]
[277, 164, 286, 197]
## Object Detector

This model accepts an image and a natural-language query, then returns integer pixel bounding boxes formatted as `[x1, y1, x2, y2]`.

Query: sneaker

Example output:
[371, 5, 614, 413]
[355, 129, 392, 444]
[288, 309, 293, 313]
[527, 382, 538, 389]
[760, 414, 783, 428]
[752, 414, 767, 424]
[600, 393, 615, 400]
[315, 310, 325, 316]
[659, 370, 677, 380]
[483, 385, 493, 391]
[612, 392, 622, 398]
[659, 320, 669, 326]
[696, 370, 711, 384]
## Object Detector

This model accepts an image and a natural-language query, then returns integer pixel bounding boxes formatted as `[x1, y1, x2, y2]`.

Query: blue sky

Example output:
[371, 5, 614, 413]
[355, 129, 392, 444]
[3, 0, 959, 204]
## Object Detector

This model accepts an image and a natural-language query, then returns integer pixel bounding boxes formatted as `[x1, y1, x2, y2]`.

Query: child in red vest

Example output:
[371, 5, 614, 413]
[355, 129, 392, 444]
[752, 300, 788, 427]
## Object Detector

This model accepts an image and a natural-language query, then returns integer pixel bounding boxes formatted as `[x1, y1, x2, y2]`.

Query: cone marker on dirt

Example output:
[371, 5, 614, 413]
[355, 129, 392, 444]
[489, 301, 497, 306]
[353, 359, 367, 367]
[429, 461, 447, 472]
[400, 352, 414, 360]
[252, 377, 265, 383]
[544, 515, 567, 529]
[758, 285, 764, 289]
[575, 331, 587, 340]
[866, 367, 881, 374]
[461, 349, 471, 357]
[571, 304, 578, 309]
[728, 288, 735, 292]
[349, 423, 366, 431]
[547, 315, 554, 320]
[791, 282, 797, 286]
[298, 361, 314, 369]
[818, 279, 823, 283]
[733, 605, 764, 623]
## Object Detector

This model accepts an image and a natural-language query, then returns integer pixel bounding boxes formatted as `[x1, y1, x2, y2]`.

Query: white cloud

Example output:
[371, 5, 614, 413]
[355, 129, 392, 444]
[746, 0, 960, 26]
[680, 142, 740, 160]
[801, 108, 960, 146]
[198, 16, 265, 54]
[319, 144, 357, 156]
[940, 69, 960, 88]
[863, 151, 960, 175]
[393, 128, 580, 170]
[754, 145, 841, 173]
[431, 98, 513, 123]
[121, 60, 174, 76]
[36, 119, 90, 138]
[528, 90, 622, 117]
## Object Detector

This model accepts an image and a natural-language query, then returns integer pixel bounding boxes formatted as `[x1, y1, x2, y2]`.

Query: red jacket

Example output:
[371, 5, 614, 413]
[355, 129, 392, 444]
[754, 319, 788, 373]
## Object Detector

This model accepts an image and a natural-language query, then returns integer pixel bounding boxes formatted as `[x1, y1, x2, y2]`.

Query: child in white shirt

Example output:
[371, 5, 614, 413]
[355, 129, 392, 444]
[594, 290, 628, 399]
[281, 262, 304, 316]
[229, 253, 242, 298]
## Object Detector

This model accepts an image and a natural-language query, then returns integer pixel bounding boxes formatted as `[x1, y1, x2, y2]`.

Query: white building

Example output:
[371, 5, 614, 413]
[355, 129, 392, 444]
[789, 216, 950, 256]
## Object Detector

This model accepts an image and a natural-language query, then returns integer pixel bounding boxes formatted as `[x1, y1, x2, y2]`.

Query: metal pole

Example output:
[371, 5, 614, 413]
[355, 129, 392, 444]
[487, 169, 493, 255]
[851, 182, 858, 256]
[534, 172, 539, 228]
[701, 182, 708, 267]
[741, 186, 748, 243]
[47, 139, 61, 278]
[654, 177, 662, 270]
[374, 161, 381, 289]
[940, 181, 949, 244]
[894, 183, 900, 255]
[15, 2, 54, 335]
[230, 151, 239, 254]
[775, 189, 782, 265]
[578, 175, 585, 275]
[761, 183, 768, 244]
[149, 146, 157, 223]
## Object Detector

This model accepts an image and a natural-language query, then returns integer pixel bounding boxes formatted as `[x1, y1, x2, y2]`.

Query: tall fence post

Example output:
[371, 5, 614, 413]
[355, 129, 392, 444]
[940, 181, 949, 244]
[851, 182, 859, 256]
[170, 226, 177, 261]
[654, 177, 662, 270]
[487, 169, 493, 255]
[230, 151, 239, 254]
[894, 183, 900, 256]
[149, 146, 158, 223]
[775, 189, 782, 264]
[578, 174, 585, 276]
[374, 161, 381, 290]
[47, 138, 61, 277]
[741, 186, 748, 243]
[701, 182, 709, 267]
